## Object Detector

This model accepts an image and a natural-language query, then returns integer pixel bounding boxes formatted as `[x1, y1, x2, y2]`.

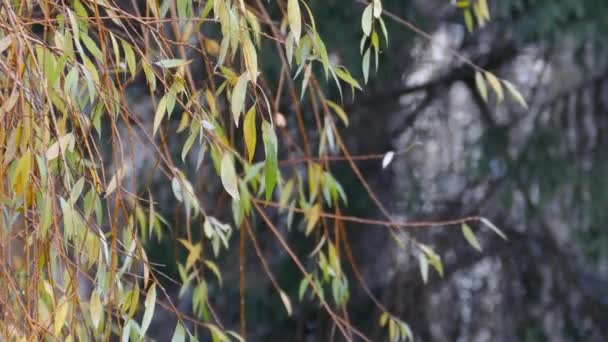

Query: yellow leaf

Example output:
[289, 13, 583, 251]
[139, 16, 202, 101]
[484, 71, 504, 103]
[153, 95, 167, 136]
[12, 149, 32, 196]
[90, 291, 102, 329]
[243, 105, 257, 162]
[203, 38, 220, 56]
[305, 204, 320, 236]
[177, 111, 190, 133]
[475, 71, 488, 102]
[53, 298, 69, 336]
[178, 239, 202, 271]
[325, 100, 349, 126]
[220, 153, 240, 200]
[287, 0, 302, 43]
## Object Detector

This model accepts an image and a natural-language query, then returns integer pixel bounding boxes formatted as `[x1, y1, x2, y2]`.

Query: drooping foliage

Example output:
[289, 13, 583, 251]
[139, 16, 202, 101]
[0, 0, 523, 340]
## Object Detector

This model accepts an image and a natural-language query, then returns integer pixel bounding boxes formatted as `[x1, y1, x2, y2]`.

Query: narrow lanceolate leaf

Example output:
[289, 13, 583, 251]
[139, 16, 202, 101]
[382, 151, 395, 169]
[361, 4, 373, 36]
[46, 133, 75, 160]
[90, 291, 102, 329]
[171, 323, 186, 342]
[362, 48, 371, 84]
[0, 34, 13, 54]
[231, 73, 248, 126]
[461, 223, 482, 252]
[418, 253, 429, 284]
[244, 105, 257, 162]
[475, 71, 488, 102]
[154, 58, 191, 68]
[279, 290, 293, 316]
[484, 71, 504, 103]
[242, 33, 258, 85]
[325, 100, 349, 126]
[480, 217, 508, 240]
[287, 0, 302, 44]
[502, 80, 528, 109]
[12, 150, 32, 195]
[141, 284, 156, 335]
[262, 120, 278, 200]
[220, 153, 240, 200]
[153, 95, 167, 136]
[372, 0, 382, 18]
[54, 299, 69, 335]
[305, 204, 320, 236]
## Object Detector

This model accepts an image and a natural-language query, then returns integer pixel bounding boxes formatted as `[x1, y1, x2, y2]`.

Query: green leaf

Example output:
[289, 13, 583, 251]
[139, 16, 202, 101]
[231, 73, 248, 126]
[379, 312, 389, 327]
[171, 323, 186, 342]
[461, 223, 482, 252]
[121, 40, 136, 78]
[154, 58, 191, 68]
[418, 253, 429, 284]
[244, 105, 257, 162]
[475, 71, 488, 102]
[362, 48, 371, 84]
[204, 260, 223, 287]
[220, 153, 240, 200]
[464, 9, 474, 32]
[480, 217, 508, 240]
[141, 284, 156, 336]
[361, 4, 373, 36]
[287, 0, 302, 44]
[241, 32, 258, 85]
[262, 121, 278, 200]
[372, 0, 382, 18]
[503, 79, 528, 109]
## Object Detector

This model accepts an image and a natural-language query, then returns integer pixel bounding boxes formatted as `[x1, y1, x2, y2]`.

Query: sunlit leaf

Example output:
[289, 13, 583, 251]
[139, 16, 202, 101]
[287, 0, 302, 43]
[382, 151, 395, 169]
[475, 71, 488, 102]
[154, 58, 191, 69]
[485, 71, 504, 103]
[141, 285, 156, 335]
[279, 290, 292, 316]
[90, 291, 102, 329]
[480, 217, 508, 240]
[220, 153, 240, 200]
[231, 73, 248, 126]
[361, 4, 373, 36]
[461, 223, 482, 252]
[244, 105, 257, 162]
[503, 79, 528, 109]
